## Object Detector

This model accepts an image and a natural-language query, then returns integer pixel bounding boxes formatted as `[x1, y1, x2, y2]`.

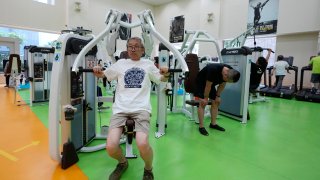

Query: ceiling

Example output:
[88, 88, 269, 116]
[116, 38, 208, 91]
[138, 0, 176, 6]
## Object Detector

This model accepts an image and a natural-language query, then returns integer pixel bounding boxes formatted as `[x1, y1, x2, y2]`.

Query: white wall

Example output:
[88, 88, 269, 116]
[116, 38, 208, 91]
[154, 0, 222, 57]
[277, 0, 320, 35]
[0, 0, 65, 33]
[219, 0, 249, 40]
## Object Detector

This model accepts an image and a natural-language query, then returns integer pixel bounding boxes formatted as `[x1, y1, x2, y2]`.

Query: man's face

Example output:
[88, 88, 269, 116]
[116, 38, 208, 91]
[222, 71, 229, 82]
[127, 39, 144, 61]
[222, 71, 234, 83]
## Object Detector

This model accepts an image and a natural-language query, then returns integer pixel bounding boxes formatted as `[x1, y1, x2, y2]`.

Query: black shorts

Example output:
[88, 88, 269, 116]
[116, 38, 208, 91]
[311, 74, 320, 83]
[194, 83, 217, 100]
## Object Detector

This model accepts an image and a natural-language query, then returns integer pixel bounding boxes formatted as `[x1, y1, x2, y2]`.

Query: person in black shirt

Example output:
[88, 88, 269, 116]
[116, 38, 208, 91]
[194, 63, 240, 136]
[249, 49, 272, 92]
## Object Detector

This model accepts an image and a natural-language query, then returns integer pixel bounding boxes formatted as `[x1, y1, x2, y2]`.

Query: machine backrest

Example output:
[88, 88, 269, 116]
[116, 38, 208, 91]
[184, 53, 199, 94]
[120, 51, 129, 59]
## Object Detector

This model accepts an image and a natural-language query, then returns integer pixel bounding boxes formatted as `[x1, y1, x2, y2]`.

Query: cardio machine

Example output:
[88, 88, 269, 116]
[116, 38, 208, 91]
[260, 56, 298, 99]
[295, 61, 320, 102]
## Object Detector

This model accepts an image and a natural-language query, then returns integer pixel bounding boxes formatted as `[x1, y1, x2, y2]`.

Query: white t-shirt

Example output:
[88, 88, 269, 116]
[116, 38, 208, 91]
[104, 58, 162, 114]
[274, 61, 289, 76]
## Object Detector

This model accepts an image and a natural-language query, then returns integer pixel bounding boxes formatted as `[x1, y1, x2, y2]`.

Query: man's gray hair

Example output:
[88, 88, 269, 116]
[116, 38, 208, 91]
[126, 37, 144, 48]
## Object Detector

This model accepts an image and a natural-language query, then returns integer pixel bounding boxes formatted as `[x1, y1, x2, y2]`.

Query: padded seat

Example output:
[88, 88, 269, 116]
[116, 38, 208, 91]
[124, 118, 135, 144]
[123, 118, 137, 159]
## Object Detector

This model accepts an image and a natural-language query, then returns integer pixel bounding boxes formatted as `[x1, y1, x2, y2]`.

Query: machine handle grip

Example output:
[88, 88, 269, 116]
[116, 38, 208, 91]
[168, 69, 182, 73]
[78, 68, 180, 73]
[262, 48, 275, 53]
[78, 67, 106, 73]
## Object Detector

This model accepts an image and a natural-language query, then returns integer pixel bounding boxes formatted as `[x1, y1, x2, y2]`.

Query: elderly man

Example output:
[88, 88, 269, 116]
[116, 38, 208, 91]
[93, 37, 170, 180]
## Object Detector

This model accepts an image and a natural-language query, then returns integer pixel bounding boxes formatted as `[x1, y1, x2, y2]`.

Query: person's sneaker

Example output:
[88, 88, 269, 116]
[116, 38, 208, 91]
[199, 127, 209, 136]
[209, 124, 225, 131]
[143, 168, 154, 180]
[109, 160, 128, 180]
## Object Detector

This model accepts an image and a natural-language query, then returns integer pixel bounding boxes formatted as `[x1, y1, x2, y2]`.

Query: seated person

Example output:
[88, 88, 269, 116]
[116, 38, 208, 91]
[249, 48, 272, 92]
[92, 37, 170, 180]
[271, 55, 290, 91]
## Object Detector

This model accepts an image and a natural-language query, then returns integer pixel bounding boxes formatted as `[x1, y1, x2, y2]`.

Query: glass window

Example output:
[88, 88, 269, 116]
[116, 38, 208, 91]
[244, 35, 277, 66]
[0, 27, 59, 72]
[33, 0, 55, 5]
[0, 46, 10, 72]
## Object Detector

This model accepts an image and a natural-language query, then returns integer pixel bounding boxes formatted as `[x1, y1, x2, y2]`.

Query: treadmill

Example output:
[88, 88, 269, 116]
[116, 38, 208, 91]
[295, 65, 320, 102]
[260, 56, 298, 99]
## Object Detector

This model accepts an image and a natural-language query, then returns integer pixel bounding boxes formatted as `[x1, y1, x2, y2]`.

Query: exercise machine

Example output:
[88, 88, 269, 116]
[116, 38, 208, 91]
[175, 30, 223, 121]
[219, 46, 251, 123]
[6, 54, 23, 104]
[259, 56, 298, 99]
[223, 27, 255, 48]
[26, 46, 54, 106]
[295, 64, 320, 102]
[71, 9, 187, 140]
[155, 44, 182, 138]
[49, 9, 188, 169]
[48, 29, 101, 169]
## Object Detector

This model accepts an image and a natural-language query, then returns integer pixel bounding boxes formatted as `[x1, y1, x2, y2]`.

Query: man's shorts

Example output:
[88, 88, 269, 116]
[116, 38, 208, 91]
[109, 110, 151, 134]
[311, 74, 320, 83]
[194, 83, 217, 100]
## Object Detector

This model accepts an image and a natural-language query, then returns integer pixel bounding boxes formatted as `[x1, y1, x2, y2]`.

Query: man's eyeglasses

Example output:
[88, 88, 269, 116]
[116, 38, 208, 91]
[127, 46, 142, 50]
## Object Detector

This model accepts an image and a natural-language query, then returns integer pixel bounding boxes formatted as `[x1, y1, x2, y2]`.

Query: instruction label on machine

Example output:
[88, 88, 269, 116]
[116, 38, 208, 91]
[54, 41, 62, 62]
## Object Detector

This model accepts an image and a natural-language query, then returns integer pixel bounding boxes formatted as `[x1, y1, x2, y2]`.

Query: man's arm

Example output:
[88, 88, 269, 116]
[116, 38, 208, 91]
[216, 82, 226, 97]
[93, 66, 106, 78]
[309, 59, 314, 66]
[285, 63, 290, 74]
[271, 67, 275, 76]
[265, 49, 272, 62]
[160, 66, 170, 82]
[262, 0, 269, 7]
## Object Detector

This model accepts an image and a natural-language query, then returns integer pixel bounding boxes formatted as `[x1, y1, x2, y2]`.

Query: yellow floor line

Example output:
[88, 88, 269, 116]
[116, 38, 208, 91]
[0, 149, 18, 162]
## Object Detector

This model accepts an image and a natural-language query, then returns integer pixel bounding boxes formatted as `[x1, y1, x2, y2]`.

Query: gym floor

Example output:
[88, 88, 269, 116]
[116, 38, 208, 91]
[0, 84, 319, 180]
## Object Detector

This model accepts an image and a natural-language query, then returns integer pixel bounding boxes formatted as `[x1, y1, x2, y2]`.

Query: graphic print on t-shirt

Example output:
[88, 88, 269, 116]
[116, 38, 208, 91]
[124, 67, 145, 88]
[257, 67, 263, 75]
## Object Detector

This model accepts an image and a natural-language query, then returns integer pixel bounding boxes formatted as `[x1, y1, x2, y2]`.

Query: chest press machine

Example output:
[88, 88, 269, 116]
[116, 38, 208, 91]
[49, 9, 188, 169]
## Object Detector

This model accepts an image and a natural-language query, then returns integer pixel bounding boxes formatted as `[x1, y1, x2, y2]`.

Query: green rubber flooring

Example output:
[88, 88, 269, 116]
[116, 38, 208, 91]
[19, 87, 320, 180]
